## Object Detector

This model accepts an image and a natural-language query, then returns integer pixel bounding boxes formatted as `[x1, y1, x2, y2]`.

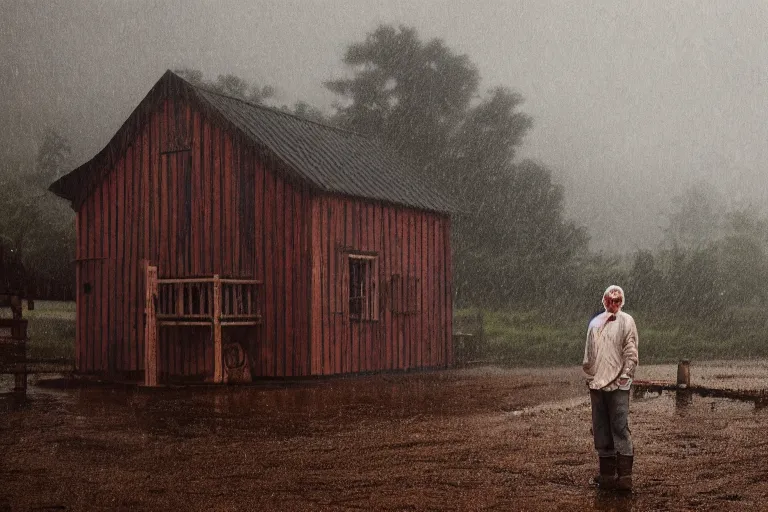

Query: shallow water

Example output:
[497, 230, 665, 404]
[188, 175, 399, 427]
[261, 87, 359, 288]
[636, 360, 768, 390]
[2, 363, 768, 511]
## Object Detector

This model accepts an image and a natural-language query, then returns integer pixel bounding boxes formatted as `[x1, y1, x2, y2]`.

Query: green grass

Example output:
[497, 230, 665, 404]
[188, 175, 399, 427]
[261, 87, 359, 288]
[454, 307, 768, 367]
[6, 301, 768, 367]
[1, 300, 76, 360]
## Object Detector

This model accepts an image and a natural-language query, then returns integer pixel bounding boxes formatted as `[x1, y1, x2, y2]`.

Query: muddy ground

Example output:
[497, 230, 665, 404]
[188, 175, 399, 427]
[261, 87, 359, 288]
[1, 361, 767, 511]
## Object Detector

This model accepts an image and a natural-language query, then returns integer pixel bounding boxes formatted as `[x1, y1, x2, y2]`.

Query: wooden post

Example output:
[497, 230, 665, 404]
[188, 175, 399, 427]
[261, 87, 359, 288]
[677, 359, 690, 389]
[476, 309, 485, 360]
[176, 282, 184, 316]
[14, 360, 26, 394]
[213, 274, 222, 383]
[143, 262, 159, 386]
[676, 359, 693, 409]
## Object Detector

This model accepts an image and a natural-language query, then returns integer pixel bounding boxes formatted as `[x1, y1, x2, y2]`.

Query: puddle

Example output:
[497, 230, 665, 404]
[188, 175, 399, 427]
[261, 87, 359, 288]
[636, 360, 768, 391]
[506, 396, 589, 417]
[5, 370, 564, 439]
[4, 363, 768, 511]
[633, 389, 764, 417]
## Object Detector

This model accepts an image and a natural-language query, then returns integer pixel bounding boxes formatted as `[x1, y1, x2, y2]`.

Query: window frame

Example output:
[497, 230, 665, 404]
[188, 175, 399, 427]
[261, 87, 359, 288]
[347, 252, 379, 322]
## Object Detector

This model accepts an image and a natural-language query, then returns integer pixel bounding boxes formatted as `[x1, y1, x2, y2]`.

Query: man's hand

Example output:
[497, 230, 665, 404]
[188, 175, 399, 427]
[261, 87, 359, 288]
[618, 374, 632, 390]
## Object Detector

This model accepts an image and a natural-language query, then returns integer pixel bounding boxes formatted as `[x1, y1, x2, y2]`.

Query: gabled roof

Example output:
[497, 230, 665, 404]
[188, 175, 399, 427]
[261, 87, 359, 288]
[50, 70, 452, 214]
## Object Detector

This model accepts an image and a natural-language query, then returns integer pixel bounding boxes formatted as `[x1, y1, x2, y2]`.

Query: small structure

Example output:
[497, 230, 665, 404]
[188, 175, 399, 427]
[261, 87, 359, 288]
[0, 243, 33, 397]
[0, 293, 30, 397]
[50, 71, 454, 384]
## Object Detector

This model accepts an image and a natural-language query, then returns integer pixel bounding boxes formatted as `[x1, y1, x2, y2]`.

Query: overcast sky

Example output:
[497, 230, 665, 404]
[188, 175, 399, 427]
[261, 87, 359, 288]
[3, 0, 768, 251]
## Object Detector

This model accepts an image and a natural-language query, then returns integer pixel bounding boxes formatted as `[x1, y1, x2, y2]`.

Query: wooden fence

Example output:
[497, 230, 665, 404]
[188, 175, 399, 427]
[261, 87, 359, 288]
[0, 318, 28, 397]
[143, 262, 262, 386]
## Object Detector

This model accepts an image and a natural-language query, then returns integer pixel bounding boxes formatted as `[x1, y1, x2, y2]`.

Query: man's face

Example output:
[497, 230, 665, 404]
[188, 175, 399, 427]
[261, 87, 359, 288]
[604, 294, 622, 314]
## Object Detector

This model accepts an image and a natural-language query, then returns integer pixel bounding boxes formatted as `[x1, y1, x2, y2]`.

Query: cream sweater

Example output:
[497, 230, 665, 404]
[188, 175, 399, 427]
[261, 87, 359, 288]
[582, 310, 639, 391]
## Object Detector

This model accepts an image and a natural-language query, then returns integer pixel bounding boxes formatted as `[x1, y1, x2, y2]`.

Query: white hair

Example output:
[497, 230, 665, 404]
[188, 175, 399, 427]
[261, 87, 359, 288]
[602, 285, 625, 309]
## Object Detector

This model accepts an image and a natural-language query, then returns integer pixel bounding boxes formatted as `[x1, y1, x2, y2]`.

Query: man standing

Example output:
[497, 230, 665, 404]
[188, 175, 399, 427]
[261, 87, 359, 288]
[583, 285, 639, 491]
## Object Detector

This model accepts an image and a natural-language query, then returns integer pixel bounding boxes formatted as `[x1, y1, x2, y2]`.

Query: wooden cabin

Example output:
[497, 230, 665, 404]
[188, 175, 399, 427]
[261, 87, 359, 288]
[50, 70, 454, 384]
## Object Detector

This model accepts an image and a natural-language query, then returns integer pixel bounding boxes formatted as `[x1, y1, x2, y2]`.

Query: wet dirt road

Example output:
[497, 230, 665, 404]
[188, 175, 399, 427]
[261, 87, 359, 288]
[1, 362, 767, 511]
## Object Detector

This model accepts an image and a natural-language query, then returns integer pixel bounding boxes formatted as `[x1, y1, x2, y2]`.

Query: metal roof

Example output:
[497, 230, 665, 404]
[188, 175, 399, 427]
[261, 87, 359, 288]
[193, 85, 451, 213]
[51, 71, 452, 214]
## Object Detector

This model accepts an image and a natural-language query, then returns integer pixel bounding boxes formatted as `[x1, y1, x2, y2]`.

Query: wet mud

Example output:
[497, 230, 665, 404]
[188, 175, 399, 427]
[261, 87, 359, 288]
[1, 362, 767, 511]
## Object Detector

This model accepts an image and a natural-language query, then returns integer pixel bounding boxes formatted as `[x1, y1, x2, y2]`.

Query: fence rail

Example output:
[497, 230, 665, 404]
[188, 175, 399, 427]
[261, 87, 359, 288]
[144, 264, 263, 386]
[156, 277, 262, 325]
[0, 318, 28, 396]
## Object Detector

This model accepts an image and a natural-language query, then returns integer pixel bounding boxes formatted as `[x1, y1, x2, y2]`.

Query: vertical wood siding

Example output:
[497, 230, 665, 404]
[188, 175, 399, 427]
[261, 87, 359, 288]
[310, 195, 453, 375]
[75, 95, 313, 380]
[74, 90, 451, 381]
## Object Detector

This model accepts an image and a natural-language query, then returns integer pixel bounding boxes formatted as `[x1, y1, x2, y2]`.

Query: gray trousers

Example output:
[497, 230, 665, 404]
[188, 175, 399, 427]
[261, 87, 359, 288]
[589, 389, 633, 457]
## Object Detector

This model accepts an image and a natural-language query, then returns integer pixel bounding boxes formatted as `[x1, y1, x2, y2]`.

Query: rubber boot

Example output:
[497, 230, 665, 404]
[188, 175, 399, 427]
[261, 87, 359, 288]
[593, 456, 617, 489]
[616, 454, 633, 491]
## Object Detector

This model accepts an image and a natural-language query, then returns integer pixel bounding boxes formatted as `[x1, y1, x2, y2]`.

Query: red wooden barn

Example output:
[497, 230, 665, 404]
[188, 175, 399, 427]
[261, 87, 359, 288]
[50, 70, 454, 384]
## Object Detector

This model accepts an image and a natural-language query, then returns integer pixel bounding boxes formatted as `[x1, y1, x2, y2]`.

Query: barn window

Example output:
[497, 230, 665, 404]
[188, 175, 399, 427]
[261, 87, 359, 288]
[348, 253, 378, 321]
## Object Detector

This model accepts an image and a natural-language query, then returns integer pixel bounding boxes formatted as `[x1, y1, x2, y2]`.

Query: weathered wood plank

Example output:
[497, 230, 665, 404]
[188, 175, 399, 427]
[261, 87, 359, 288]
[213, 274, 222, 383]
[321, 198, 331, 375]
[284, 181, 294, 376]
[383, 205, 393, 370]
[275, 171, 285, 377]
[444, 217, 453, 365]
[143, 262, 158, 386]
[310, 198, 321, 375]
[421, 213, 428, 368]
[263, 158, 275, 376]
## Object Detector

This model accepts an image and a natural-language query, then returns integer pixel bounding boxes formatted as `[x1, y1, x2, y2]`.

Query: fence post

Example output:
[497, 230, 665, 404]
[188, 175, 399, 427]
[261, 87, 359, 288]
[213, 275, 223, 384]
[675, 359, 693, 409]
[677, 359, 690, 389]
[476, 309, 485, 360]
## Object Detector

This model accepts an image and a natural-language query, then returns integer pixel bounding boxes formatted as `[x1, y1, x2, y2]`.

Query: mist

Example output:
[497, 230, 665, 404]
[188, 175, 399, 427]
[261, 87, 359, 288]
[4, 0, 768, 252]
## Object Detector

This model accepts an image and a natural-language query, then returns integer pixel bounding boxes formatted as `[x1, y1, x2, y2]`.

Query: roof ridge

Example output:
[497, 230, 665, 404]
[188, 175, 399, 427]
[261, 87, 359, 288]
[171, 71, 367, 139]
[51, 70, 453, 214]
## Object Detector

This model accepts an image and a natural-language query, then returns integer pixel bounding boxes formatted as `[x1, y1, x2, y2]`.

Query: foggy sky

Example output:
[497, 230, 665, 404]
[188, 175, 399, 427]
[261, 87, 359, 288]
[3, 0, 768, 252]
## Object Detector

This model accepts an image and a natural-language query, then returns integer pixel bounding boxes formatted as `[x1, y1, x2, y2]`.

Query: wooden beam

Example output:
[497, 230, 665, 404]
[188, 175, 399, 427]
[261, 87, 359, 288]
[143, 262, 158, 386]
[213, 274, 222, 383]
[677, 359, 690, 389]
[157, 321, 212, 327]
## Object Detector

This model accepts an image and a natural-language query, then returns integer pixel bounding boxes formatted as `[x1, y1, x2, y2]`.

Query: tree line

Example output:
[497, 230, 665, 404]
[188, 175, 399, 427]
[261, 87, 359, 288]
[0, 128, 75, 299]
[3, 24, 768, 328]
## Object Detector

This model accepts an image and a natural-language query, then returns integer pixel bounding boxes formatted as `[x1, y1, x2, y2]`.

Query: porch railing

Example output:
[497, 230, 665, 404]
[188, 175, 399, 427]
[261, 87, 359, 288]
[143, 262, 262, 386]
[155, 277, 262, 326]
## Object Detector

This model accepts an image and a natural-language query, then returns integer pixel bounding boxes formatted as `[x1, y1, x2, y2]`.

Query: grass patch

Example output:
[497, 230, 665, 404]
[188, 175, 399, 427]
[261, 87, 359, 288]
[455, 308, 584, 366]
[1, 300, 76, 360]
[455, 308, 768, 367]
[5, 302, 767, 367]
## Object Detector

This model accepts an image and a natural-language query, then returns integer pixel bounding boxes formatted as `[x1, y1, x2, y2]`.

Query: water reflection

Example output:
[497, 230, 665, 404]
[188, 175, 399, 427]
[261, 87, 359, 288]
[0, 391, 27, 411]
[675, 389, 693, 411]
[21, 373, 460, 439]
